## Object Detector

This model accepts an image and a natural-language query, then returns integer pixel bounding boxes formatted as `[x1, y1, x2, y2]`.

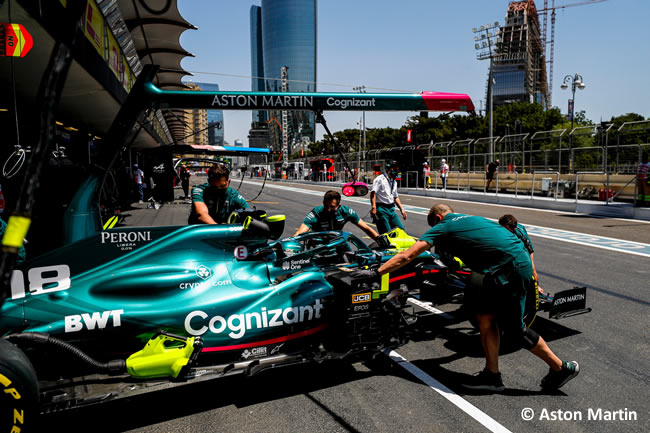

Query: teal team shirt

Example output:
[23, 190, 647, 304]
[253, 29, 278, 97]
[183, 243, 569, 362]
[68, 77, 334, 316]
[303, 205, 360, 232]
[420, 213, 529, 274]
[514, 225, 534, 254]
[189, 184, 249, 224]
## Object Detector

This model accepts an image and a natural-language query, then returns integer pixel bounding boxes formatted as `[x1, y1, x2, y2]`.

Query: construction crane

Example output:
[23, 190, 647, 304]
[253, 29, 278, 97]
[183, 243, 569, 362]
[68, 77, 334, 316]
[267, 116, 283, 132]
[266, 117, 285, 162]
[538, 0, 608, 107]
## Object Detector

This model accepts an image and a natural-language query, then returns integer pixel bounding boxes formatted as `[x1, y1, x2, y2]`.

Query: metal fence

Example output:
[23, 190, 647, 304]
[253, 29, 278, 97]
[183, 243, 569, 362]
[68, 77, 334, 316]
[282, 123, 650, 204]
[289, 124, 649, 176]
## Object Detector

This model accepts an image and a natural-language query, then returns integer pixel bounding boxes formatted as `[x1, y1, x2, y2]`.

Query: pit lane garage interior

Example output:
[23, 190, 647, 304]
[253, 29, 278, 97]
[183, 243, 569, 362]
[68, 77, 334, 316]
[1, 0, 196, 255]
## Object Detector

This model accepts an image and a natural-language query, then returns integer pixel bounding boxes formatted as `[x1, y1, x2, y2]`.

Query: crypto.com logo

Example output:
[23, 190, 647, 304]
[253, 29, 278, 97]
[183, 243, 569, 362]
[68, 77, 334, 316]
[195, 265, 212, 280]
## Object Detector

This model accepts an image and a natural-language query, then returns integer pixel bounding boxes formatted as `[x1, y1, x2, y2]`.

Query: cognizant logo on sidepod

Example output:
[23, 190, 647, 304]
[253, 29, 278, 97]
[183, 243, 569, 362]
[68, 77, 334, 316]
[184, 299, 324, 339]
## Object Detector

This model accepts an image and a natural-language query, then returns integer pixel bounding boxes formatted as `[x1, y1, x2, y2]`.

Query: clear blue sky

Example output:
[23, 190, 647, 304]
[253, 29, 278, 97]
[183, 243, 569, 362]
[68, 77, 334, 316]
[177, 0, 650, 146]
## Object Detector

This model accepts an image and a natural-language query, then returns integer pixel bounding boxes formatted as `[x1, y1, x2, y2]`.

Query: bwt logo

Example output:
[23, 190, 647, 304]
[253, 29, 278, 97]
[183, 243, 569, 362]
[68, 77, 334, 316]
[196, 265, 212, 280]
[65, 309, 124, 333]
[352, 293, 371, 304]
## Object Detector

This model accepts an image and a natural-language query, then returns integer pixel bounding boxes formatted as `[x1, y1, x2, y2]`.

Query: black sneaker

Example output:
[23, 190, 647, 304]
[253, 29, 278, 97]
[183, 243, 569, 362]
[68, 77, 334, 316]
[540, 361, 580, 390]
[462, 369, 505, 392]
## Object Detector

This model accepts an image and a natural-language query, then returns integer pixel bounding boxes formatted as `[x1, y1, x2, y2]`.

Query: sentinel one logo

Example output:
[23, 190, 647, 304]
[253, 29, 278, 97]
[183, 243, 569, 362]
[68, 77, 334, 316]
[281, 258, 310, 271]
[326, 97, 376, 109]
[184, 299, 324, 339]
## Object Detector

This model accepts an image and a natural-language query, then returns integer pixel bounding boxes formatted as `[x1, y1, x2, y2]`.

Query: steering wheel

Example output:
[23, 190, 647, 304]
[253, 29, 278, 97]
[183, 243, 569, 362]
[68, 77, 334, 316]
[309, 235, 350, 264]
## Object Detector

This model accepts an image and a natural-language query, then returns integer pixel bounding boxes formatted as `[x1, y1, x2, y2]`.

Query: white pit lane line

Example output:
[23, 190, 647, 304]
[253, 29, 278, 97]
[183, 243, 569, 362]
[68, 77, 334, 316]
[245, 180, 650, 258]
[384, 350, 513, 433]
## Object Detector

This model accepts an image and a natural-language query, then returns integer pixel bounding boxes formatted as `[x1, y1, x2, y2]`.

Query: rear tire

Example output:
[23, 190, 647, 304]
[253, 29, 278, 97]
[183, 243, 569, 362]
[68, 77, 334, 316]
[355, 185, 368, 196]
[0, 339, 39, 432]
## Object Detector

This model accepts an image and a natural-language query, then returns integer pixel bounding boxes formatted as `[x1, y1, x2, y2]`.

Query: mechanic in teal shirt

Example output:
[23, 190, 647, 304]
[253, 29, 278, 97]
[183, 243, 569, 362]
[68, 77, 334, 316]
[498, 214, 539, 283]
[293, 190, 381, 241]
[377, 203, 579, 392]
[188, 164, 249, 224]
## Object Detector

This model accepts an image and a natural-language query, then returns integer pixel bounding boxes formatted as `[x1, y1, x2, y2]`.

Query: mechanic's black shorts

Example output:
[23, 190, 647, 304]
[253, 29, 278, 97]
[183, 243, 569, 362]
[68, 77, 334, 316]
[464, 258, 533, 331]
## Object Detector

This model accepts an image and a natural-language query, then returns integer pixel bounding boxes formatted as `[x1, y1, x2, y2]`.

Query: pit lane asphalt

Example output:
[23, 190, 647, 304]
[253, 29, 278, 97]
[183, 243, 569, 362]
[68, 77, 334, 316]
[43, 180, 649, 433]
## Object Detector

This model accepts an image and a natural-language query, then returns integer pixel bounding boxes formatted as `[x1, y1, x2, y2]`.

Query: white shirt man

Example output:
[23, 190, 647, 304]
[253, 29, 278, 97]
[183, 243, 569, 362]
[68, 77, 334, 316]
[423, 162, 431, 189]
[440, 159, 449, 189]
[369, 162, 407, 234]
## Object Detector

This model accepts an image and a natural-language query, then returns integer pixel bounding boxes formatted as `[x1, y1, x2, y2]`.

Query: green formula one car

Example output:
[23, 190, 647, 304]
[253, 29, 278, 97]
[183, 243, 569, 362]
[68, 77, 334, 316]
[0, 27, 587, 428]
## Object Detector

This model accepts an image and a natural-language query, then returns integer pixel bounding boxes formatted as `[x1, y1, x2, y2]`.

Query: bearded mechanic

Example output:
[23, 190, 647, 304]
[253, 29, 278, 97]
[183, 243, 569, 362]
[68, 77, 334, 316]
[188, 164, 249, 224]
[293, 190, 382, 241]
[377, 203, 579, 391]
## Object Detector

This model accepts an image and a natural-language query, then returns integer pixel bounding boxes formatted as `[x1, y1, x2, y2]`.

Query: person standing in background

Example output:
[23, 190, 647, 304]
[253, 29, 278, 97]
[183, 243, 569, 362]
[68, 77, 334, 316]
[636, 152, 650, 207]
[440, 159, 449, 190]
[133, 164, 144, 203]
[486, 159, 500, 190]
[423, 162, 431, 189]
[370, 161, 407, 234]
[179, 165, 191, 200]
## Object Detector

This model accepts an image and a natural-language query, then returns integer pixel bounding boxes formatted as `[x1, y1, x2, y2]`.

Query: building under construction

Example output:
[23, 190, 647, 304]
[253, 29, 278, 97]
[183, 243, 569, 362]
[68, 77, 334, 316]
[182, 83, 209, 146]
[491, 0, 548, 108]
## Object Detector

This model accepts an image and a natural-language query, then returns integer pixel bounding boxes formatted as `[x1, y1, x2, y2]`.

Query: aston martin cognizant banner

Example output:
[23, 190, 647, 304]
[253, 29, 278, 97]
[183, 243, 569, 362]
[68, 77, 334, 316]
[145, 83, 475, 113]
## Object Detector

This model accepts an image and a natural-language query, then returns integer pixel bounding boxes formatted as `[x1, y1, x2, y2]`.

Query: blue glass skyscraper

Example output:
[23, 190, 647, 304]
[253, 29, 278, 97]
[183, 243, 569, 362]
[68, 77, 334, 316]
[250, 0, 317, 150]
[196, 82, 225, 145]
[250, 6, 267, 124]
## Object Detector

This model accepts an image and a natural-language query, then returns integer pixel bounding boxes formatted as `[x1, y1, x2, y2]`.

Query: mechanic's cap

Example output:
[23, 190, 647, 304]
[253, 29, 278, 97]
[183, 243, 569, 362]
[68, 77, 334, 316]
[423, 162, 428, 166]
[385, 160, 399, 169]
[441, 159, 446, 163]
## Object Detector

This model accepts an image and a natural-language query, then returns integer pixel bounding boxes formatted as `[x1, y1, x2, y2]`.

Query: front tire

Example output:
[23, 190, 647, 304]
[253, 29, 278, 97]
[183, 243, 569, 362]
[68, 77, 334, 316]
[355, 185, 368, 196]
[0, 339, 39, 432]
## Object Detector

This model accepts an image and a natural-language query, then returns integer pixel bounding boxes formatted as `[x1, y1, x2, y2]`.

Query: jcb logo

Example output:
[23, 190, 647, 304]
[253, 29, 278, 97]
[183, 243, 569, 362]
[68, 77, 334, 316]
[352, 293, 371, 304]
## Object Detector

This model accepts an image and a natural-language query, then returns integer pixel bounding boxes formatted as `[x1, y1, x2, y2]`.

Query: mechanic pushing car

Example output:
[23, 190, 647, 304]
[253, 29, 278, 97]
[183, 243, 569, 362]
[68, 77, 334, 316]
[499, 214, 541, 288]
[293, 190, 383, 241]
[188, 164, 249, 224]
[370, 161, 407, 234]
[376, 203, 580, 392]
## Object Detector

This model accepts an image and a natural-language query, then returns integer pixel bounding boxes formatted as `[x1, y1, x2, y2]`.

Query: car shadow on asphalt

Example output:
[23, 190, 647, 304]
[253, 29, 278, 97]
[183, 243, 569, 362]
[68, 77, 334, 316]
[388, 312, 580, 397]
[409, 309, 582, 355]
[390, 357, 568, 398]
[37, 360, 377, 432]
[530, 317, 582, 342]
